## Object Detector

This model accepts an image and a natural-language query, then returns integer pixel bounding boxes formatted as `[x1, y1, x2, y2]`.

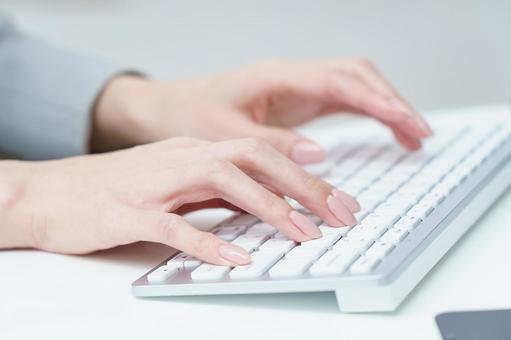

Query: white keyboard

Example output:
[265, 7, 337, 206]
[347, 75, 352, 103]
[133, 104, 511, 312]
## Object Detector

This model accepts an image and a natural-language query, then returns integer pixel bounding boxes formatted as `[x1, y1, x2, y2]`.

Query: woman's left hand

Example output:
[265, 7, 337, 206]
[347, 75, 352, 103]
[93, 59, 433, 163]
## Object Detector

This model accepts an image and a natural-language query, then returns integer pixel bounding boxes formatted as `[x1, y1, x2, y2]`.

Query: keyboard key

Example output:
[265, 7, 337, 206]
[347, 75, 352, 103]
[230, 249, 284, 280]
[309, 249, 360, 277]
[214, 225, 246, 241]
[231, 233, 270, 252]
[407, 202, 434, 219]
[380, 227, 409, 245]
[168, 253, 202, 270]
[318, 224, 351, 237]
[245, 223, 277, 236]
[269, 257, 314, 279]
[393, 215, 421, 231]
[191, 264, 230, 282]
[350, 254, 381, 274]
[258, 238, 297, 253]
[286, 243, 327, 261]
[333, 235, 374, 252]
[147, 263, 180, 283]
[365, 240, 395, 259]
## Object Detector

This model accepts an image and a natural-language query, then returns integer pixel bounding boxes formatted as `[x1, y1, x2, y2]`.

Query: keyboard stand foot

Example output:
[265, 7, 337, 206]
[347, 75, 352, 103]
[335, 287, 399, 313]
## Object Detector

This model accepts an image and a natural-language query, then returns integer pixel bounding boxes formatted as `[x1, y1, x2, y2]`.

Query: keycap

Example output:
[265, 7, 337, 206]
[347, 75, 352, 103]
[350, 254, 381, 274]
[168, 253, 202, 270]
[245, 223, 277, 236]
[268, 257, 315, 279]
[214, 225, 246, 241]
[362, 213, 401, 229]
[332, 235, 374, 252]
[348, 221, 387, 240]
[365, 240, 395, 259]
[191, 263, 230, 281]
[258, 238, 297, 253]
[309, 249, 360, 276]
[285, 244, 327, 261]
[230, 249, 284, 280]
[231, 233, 270, 252]
[147, 263, 180, 283]
[300, 233, 342, 250]
[407, 202, 434, 219]
[393, 215, 421, 231]
[318, 224, 351, 237]
[380, 227, 409, 245]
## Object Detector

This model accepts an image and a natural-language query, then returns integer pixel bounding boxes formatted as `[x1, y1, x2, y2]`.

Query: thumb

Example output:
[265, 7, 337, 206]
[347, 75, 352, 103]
[240, 123, 326, 165]
[127, 210, 251, 266]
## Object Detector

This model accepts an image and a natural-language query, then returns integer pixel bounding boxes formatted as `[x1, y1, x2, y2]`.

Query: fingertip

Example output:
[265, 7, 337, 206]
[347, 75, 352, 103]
[332, 189, 360, 213]
[218, 243, 252, 265]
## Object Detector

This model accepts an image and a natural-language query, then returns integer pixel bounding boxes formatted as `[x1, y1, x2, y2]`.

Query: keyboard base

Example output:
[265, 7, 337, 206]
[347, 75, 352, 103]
[335, 156, 511, 312]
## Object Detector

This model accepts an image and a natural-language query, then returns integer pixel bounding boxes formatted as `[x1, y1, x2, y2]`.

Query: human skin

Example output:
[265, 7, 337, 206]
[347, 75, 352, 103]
[0, 59, 432, 265]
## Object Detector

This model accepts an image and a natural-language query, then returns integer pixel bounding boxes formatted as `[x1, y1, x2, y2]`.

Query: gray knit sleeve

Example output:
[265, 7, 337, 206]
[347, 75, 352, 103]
[0, 15, 124, 160]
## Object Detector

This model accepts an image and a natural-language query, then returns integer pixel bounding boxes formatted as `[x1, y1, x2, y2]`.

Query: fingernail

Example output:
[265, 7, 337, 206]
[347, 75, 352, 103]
[332, 189, 360, 213]
[291, 142, 326, 164]
[327, 195, 357, 226]
[388, 98, 415, 117]
[414, 117, 434, 136]
[289, 211, 322, 238]
[218, 244, 251, 265]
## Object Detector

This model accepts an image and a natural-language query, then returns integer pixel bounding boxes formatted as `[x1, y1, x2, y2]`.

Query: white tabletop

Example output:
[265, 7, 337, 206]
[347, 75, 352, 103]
[2, 189, 511, 340]
[1, 1, 511, 339]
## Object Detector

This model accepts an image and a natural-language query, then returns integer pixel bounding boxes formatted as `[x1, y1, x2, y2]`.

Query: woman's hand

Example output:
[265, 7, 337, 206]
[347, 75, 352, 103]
[0, 137, 359, 265]
[93, 59, 432, 161]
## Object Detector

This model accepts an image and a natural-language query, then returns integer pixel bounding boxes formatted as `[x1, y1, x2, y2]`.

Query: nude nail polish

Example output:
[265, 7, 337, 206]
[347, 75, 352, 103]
[388, 98, 415, 117]
[327, 195, 357, 226]
[415, 117, 434, 136]
[289, 211, 322, 238]
[218, 244, 251, 265]
[291, 142, 326, 164]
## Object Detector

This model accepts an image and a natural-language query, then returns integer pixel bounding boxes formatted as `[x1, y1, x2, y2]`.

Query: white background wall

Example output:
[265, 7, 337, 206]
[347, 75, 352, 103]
[1, 0, 509, 111]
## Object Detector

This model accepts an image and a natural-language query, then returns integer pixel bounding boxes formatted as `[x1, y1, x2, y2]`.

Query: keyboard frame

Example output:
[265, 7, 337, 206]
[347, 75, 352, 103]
[132, 104, 511, 312]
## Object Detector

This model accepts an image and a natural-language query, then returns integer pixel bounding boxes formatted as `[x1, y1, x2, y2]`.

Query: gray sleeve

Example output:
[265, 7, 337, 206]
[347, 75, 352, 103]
[0, 16, 124, 160]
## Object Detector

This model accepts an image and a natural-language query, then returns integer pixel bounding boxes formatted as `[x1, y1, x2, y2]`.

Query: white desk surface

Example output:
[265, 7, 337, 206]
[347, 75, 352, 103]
[1, 188, 511, 340]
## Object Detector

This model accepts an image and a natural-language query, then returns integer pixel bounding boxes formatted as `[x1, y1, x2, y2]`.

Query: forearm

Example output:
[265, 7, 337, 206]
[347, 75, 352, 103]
[0, 160, 33, 249]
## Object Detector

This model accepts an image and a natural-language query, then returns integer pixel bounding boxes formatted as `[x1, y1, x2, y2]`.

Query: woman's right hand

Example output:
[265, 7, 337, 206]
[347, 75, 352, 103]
[1, 137, 359, 266]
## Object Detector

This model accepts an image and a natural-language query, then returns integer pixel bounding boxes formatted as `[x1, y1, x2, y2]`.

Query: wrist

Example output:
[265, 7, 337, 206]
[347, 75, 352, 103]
[91, 74, 156, 152]
[0, 161, 35, 249]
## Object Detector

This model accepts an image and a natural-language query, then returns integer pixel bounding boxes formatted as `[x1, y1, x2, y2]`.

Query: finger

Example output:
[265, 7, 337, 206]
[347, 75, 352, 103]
[341, 60, 432, 134]
[236, 122, 326, 165]
[128, 210, 251, 266]
[326, 73, 432, 139]
[212, 138, 358, 227]
[392, 126, 422, 150]
[207, 158, 320, 241]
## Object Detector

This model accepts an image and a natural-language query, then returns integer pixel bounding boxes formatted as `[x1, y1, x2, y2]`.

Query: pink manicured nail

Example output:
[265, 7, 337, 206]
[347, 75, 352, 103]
[218, 244, 251, 265]
[332, 189, 360, 213]
[291, 142, 326, 164]
[327, 195, 357, 226]
[388, 98, 415, 117]
[289, 211, 322, 238]
[415, 117, 434, 136]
